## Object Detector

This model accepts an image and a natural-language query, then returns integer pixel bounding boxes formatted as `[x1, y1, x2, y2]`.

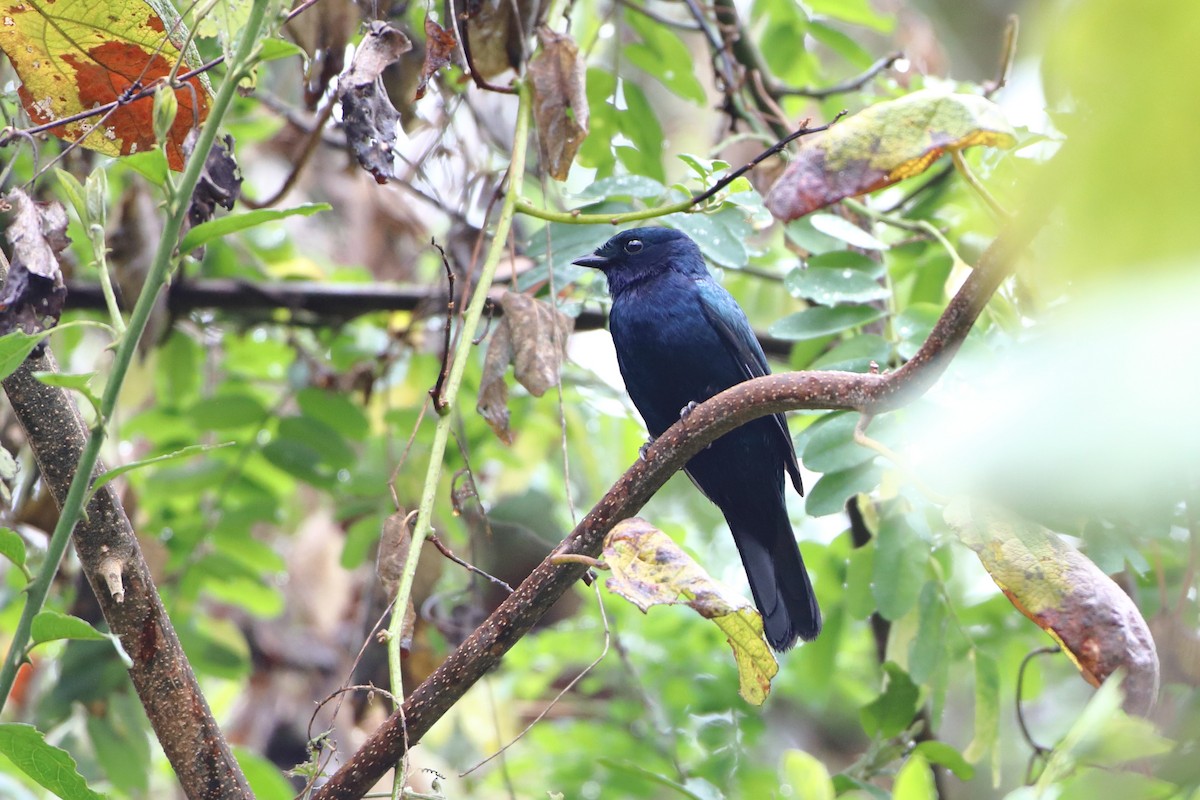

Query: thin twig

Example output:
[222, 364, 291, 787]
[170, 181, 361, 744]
[775, 52, 903, 98]
[429, 239, 455, 414]
[1017, 645, 1059, 783]
[239, 100, 336, 209]
[427, 534, 514, 593]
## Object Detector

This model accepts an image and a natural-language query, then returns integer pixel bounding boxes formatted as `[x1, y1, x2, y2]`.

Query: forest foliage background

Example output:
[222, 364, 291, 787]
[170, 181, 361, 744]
[0, 0, 1199, 798]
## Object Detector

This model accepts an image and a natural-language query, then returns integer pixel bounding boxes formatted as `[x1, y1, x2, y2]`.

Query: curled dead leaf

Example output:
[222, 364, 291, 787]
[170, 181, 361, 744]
[476, 292, 574, 443]
[415, 16, 457, 100]
[0, 189, 69, 343]
[945, 499, 1159, 715]
[766, 90, 1016, 221]
[603, 517, 778, 704]
[182, 132, 242, 252]
[529, 28, 589, 181]
[457, 0, 548, 79]
[377, 511, 416, 646]
[336, 21, 412, 183]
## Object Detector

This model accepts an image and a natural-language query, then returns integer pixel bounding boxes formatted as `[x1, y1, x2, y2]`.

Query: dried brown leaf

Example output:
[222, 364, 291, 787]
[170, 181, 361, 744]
[476, 292, 574, 443]
[377, 511, 416, 645]
[415, 16, 457, 101]
[0, 189, 69, 342]
[529, 27, 589, 181]
[336, 21, 412, 183]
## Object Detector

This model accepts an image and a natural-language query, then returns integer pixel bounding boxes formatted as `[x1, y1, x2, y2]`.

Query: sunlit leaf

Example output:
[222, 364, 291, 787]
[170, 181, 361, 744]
[0, 0, 212, 170]
[603, 518, 778, 704]
[0, 723, 104, 800]
[766, 90, 1016, 220]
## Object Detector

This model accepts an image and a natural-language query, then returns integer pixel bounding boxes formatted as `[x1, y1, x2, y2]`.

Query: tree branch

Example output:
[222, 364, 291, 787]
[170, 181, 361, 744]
[0, 254, 252, 799]
[313, 216, 1040, 799]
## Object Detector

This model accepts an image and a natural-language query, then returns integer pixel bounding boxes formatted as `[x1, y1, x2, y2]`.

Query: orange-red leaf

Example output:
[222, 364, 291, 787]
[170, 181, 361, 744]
[0, 0, 212, 170]
[766, 90, 1016, 221]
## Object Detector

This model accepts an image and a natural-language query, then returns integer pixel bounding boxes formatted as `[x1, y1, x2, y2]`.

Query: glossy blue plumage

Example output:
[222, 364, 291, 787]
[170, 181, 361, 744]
[574, 227, 821, 649]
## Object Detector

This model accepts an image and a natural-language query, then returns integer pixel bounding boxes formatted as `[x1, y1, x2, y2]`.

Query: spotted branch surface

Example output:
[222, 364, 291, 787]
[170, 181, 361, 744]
[314, 222, 1036, 799]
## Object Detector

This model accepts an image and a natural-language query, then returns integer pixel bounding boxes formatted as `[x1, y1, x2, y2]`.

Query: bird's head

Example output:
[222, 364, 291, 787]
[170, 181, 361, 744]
[572, 227, 706, 296]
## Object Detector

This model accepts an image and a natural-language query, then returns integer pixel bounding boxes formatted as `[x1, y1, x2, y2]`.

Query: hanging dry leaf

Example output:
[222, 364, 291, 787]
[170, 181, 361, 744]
[528, 27, 589, 181]
[476, 292, 574, 443]
[603, 517, 778, 705]
[336, 21, 412, 184]
[377, 511, 416, 646]
[415, 16, 457, 100]
[0, 190, 69, 343]
[0, 0, 212, 170]
[182, 132, 242, 249]
[766, 90, 1017, 221]
[457, 0, 547, 79]
[945, 498, 1159, 715]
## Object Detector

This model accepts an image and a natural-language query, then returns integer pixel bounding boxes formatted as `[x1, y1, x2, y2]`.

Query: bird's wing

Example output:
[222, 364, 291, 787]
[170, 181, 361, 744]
[695, 279, 805, 496]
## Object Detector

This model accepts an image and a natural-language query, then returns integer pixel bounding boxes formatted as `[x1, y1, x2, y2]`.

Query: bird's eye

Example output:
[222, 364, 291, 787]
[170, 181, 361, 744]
[624, 239, 643, 254]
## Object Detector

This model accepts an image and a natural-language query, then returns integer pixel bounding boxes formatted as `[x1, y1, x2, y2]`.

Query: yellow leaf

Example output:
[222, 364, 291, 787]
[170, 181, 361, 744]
[0, 0, 213, 170]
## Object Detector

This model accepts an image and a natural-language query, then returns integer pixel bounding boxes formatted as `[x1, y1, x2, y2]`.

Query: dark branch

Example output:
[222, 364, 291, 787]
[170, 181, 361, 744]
[312, 218, 1040, 800]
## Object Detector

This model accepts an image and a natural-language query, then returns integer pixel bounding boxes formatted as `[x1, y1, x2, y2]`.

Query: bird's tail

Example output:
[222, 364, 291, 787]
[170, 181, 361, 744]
[727, 503, 822, 651]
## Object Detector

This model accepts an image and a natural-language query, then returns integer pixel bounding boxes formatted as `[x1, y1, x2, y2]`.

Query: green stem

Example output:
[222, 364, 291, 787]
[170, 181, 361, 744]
[90, 224, 127, 336]
[384, 83, 534, 703]
[0, 0, 272, 712]
[514, 196, 692, 225]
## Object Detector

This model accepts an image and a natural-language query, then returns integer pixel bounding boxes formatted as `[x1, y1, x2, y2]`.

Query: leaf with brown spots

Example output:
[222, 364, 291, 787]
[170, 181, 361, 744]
[603, 517, 778, 704]
[415, 15, 457, 100]
[0, 0, 213, 171]
[766, 90, 1016, 221]
[945, 499, 1160, 715]
[528, 27, 588, 181]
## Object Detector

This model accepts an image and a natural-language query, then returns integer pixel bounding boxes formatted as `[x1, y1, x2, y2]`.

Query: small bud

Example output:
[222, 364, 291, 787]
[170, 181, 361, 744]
[152, 83, 178, 146]
[85, 168, 107, 228]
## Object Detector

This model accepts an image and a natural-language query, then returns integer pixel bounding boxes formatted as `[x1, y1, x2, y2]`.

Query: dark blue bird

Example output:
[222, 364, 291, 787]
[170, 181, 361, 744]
[573, 227, 821, 649]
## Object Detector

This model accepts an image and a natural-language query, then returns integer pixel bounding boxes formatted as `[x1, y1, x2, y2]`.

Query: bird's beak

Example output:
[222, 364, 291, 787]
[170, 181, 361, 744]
[571, 252, 611, 270]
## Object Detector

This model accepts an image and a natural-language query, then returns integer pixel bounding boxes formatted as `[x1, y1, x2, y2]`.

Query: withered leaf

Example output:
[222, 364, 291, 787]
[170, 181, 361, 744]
[945, 498, 1159, 715]
[183, 132, 242, 252]
[337, 21, 413, 183]
[377, 510, 416, 646]
[476, 291, 574, 444]
[529, 27, 589, 181]
[603, 517, 778, 705]
[766, 90, 1016, 221]
[0, 189, 69, 345]
[415, 16, 457, 101]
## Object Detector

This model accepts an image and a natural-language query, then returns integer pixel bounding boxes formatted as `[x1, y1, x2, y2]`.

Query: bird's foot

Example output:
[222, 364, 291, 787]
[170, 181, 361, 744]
[679, 401, 699, 420]
[638, 438, 655, 460]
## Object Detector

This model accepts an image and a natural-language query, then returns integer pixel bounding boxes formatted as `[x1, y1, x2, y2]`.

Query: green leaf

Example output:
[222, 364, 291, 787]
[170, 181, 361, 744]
[87, 694, 151, 796]
[256, 38, 305, 63]
[780, 750, 834, 800]
[810, 333, 891, 372]
[234, 746, 296, 800]
[908, 582, 946, 683]
[860, 662, 920, 738]
[55, 168, 89, 226]
[963, 652, 1000, 770]
[798, 412, 872, 473]
[664, 209, 750, 269]
[89, 442, 235, 497]
[575, 174, 667, 201]
[0, 527, 28, 571]
[296, 388, 370, 441]
[805, 461, 883, 517]
[769, 304, 885, 340]
[179, 203, 331, 254]
[786, 265, 891, 305]
[807, 20, 875, 69]
[808, 249, 886, 277]
[30, 610, 108, 644]
[190, 393, 269, 430]
[32, 372, 101, 415]
[121, 149, 170, 185]
[624, 13, 708, 105]
[844, 541, 875, 620]
[894, 303, 943, 360]
[616, 82, 665, 182]
[0, 331, 47, 381]
[0, 724, 105, 800]
[913, 741, 974, 781]
[806, 0, 894, 31]
[893, 754, 936, 800]
[871, 515, 928, 621]
[809, 213, 889, 250]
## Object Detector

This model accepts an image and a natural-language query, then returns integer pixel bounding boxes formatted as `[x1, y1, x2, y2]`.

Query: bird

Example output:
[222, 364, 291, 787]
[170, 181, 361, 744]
[573, 227, 821, 649]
